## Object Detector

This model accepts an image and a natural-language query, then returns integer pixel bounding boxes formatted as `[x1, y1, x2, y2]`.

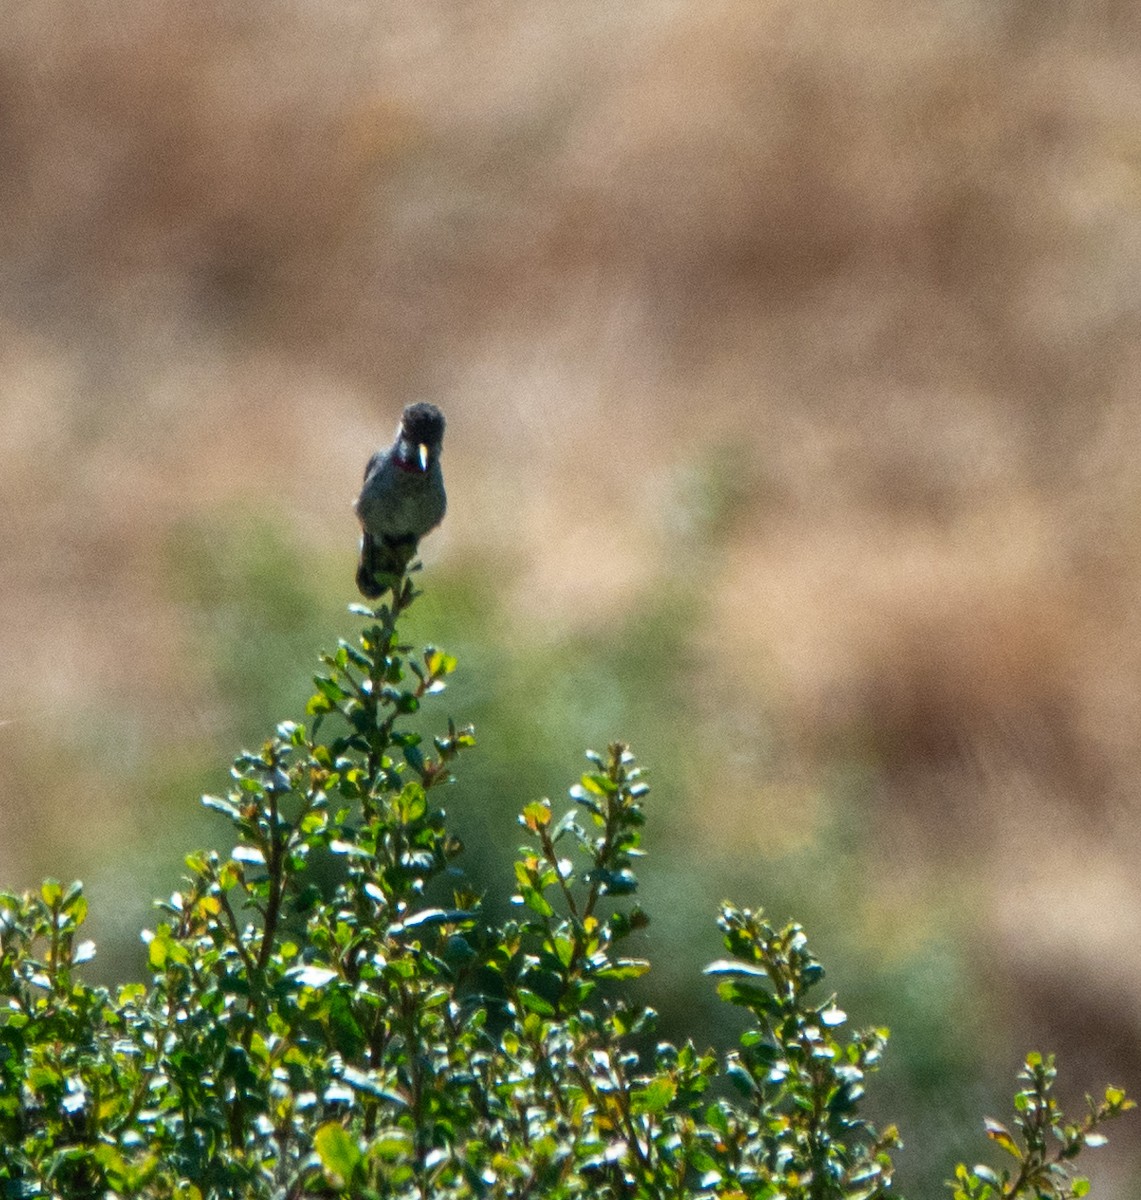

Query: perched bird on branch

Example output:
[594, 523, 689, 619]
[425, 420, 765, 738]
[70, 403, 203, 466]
[354, 403, 447, 599]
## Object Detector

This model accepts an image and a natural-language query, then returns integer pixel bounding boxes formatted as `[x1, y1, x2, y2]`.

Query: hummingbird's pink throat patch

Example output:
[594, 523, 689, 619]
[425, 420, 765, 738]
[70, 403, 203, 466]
[395, 444, 430, 473]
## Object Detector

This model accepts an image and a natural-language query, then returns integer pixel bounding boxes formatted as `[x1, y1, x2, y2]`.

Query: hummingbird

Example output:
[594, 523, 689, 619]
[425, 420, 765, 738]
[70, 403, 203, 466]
[354, 402, 447, 599]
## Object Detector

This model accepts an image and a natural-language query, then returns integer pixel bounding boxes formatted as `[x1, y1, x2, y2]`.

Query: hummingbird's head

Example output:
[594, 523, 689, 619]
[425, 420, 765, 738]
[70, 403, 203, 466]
[398, 403, 446, 471]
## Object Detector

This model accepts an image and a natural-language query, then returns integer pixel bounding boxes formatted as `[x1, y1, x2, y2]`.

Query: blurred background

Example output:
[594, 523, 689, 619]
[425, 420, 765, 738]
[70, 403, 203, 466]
[4, 0, 1141, 1192]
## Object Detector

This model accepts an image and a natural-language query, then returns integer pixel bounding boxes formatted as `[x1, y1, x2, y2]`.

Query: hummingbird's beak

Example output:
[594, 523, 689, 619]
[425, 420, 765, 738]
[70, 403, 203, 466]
[417, 443, 430, 471]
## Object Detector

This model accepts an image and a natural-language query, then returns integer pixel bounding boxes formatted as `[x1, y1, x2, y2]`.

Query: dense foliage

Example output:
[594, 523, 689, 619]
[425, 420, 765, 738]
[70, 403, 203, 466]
[0, 582, 1132, 1198]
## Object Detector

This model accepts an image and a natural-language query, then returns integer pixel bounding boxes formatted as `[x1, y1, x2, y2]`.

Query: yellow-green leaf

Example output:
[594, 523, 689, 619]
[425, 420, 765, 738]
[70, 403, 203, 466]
[315, 1122, 361, 1186]
[983, 1118, 1022, 1160]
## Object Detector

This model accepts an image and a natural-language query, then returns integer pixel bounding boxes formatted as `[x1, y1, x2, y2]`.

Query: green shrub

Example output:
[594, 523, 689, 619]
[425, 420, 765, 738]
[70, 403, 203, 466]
[0, 582, 1132, 1198]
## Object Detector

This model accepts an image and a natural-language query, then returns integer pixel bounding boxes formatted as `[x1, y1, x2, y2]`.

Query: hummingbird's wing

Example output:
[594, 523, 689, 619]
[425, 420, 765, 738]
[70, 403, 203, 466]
[361, 449, 385, 484]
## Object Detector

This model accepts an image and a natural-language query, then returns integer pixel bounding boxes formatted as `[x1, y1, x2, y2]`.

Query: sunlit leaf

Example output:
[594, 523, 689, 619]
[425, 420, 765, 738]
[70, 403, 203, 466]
[290, 964, 338, 989]
[315, 1122, 362, 1185]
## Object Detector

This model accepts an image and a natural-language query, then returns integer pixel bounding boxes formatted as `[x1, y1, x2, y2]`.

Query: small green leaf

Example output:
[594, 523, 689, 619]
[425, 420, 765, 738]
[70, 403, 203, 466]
[983, 1118, 1022, 1160]
[313, 675, 347, 702]
[315, 1122, 362, 1185]
[389, 907, 474, 933]
[201, 794, 241, 819]
[425, 648, 457, 676]
[593, 958, 650, 980]
[340, 1067, 406, 1104]
[632, 1076, 676, 1114]
[706, 1103, 731, 1135]
[521, 801, 552, 832]
[394, 781, 427, 822]
[704, 959, 767, 978]
[520, 887, 554, 918]
[579, 772, 617, 796]
[516, 987, 556, 1017]
[972, 1163, 1002, 1188]
[291, 964, 338, 989]
[369, 1128, 415, 1161]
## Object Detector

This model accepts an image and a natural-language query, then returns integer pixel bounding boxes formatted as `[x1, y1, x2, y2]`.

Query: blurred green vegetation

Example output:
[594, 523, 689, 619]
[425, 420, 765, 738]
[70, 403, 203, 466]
[10, 598, 1124, 1197]
[15, 494, 1004, 1195]
[0, 483, 1126, 1194]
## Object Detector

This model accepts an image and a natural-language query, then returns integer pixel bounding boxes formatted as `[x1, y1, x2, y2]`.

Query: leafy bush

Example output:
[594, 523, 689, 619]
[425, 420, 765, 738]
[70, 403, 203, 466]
[0, 583, 1132, 1198]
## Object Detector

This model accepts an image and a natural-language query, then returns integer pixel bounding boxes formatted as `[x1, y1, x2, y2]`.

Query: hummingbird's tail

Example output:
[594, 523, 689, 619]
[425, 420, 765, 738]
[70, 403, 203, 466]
[356, 531, 417, 599]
